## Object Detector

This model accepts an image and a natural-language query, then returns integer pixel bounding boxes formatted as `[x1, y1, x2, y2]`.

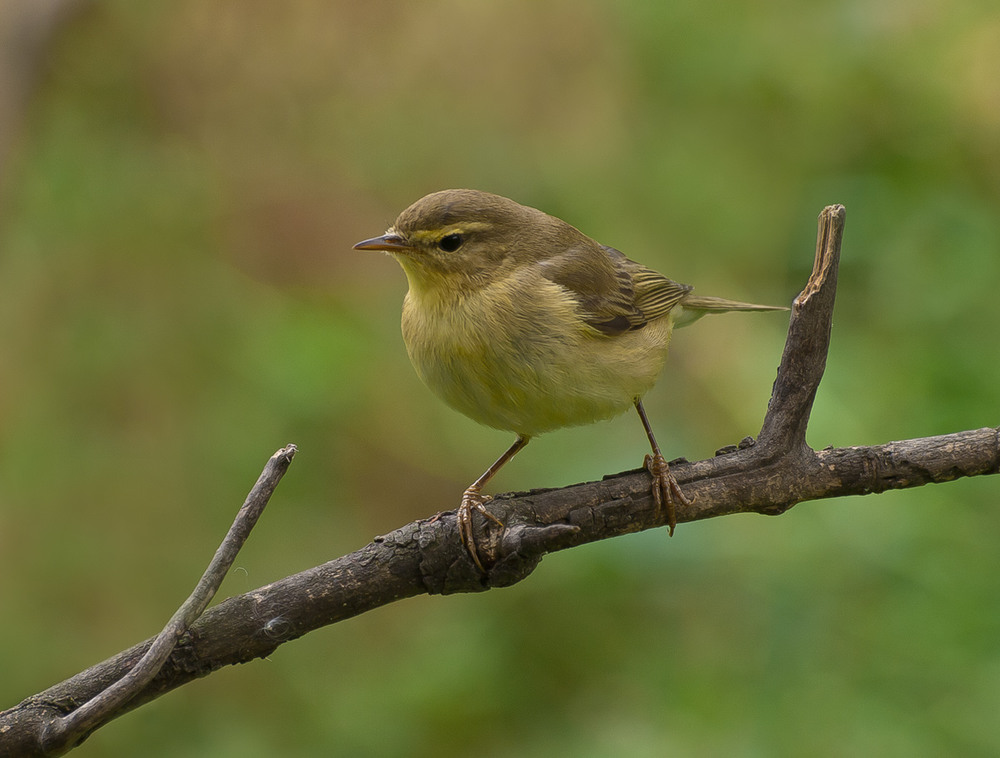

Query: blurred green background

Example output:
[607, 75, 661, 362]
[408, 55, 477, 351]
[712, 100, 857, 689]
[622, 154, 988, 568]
[2, 1, 999, 756]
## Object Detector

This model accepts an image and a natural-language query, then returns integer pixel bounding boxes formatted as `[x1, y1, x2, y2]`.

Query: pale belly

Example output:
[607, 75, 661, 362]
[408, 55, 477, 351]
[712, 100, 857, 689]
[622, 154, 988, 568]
[401, 282, 673, 437]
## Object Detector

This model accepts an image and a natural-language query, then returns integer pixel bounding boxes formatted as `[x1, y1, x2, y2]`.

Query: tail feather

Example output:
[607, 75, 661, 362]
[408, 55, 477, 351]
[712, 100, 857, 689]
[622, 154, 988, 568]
[674, 294, 788, 327]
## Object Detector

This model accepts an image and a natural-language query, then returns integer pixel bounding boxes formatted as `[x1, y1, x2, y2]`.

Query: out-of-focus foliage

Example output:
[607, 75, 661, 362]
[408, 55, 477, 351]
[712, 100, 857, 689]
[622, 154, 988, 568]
[1, 1, 998, 755]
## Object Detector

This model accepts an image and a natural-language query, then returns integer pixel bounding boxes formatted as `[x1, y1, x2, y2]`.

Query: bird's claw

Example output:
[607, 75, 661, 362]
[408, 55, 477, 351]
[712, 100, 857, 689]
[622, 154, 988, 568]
[644, 452, 693, 536]
[457, 487, 504, 572]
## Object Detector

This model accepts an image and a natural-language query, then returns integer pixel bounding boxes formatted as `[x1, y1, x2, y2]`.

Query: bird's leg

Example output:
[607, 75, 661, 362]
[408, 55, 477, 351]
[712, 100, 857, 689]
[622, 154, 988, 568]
[635, 399, 693, 535]
[457, 435, 530, 572]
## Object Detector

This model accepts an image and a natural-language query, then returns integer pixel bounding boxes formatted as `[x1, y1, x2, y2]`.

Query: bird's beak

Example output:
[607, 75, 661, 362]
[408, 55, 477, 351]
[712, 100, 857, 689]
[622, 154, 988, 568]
[353, 233, 410, 252]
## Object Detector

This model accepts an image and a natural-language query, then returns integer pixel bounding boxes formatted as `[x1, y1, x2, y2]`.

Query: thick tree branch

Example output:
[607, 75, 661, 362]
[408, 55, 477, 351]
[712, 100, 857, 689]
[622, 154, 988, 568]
[2, 207, 998, 756]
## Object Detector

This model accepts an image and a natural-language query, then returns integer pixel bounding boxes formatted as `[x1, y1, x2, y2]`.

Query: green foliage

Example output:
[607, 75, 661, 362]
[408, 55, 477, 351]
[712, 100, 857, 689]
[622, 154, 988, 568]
[1, 1, 998, 755]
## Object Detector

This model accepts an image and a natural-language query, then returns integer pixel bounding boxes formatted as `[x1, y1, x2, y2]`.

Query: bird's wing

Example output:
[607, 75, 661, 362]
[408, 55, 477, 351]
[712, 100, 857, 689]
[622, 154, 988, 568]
[538, 244, 691, 336]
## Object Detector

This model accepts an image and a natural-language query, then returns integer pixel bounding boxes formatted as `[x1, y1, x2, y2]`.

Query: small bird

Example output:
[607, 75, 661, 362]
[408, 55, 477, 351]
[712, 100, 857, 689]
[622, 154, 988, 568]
[355, 189, 785, 570]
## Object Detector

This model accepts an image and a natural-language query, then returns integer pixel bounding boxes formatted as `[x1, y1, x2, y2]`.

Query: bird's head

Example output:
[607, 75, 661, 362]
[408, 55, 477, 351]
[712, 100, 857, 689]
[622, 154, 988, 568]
[354, 189, 581, 294]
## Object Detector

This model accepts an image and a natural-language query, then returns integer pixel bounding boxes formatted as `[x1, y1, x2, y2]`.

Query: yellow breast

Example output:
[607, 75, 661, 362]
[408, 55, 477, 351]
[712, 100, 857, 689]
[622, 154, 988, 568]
[400, 266, 674, 437]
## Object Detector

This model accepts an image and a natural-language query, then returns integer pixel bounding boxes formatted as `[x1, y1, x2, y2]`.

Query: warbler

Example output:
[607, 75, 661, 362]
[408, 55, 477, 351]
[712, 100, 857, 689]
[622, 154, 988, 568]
[355, 189, 785, 570]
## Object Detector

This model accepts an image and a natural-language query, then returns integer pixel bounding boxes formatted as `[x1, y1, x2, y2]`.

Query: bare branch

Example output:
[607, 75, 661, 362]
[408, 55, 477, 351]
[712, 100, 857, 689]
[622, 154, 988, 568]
[1, 208, 997, 756]
[757, 203, 845, 453]
[10, 445, 296, 757]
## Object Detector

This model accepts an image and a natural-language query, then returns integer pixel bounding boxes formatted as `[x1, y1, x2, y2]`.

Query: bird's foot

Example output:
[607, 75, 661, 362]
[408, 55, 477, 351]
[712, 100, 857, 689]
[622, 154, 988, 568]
[643, 453, 694, 536]
[457, 486, 504, 572]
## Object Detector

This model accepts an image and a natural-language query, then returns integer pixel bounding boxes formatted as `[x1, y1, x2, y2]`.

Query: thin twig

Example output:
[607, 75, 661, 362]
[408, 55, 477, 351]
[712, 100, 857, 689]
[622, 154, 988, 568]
[38, 444, 297, 756]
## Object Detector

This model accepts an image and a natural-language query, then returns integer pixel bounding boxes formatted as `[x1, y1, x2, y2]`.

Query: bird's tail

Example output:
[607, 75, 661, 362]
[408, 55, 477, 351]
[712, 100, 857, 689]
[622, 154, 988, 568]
[674, 294, 788, 327]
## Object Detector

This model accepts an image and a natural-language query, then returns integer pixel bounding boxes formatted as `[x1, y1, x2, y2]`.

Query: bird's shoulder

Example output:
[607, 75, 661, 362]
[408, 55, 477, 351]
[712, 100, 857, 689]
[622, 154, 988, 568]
[536, 243, 691, 335]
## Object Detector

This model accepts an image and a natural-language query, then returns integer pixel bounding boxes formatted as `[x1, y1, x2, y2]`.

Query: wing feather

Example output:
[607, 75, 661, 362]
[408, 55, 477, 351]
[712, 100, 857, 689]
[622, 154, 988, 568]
[537, 243, 690, 336]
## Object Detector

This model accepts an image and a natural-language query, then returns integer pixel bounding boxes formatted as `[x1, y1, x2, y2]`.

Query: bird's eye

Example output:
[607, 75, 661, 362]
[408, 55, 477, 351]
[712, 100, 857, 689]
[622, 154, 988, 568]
[438, 233, 464, 252]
